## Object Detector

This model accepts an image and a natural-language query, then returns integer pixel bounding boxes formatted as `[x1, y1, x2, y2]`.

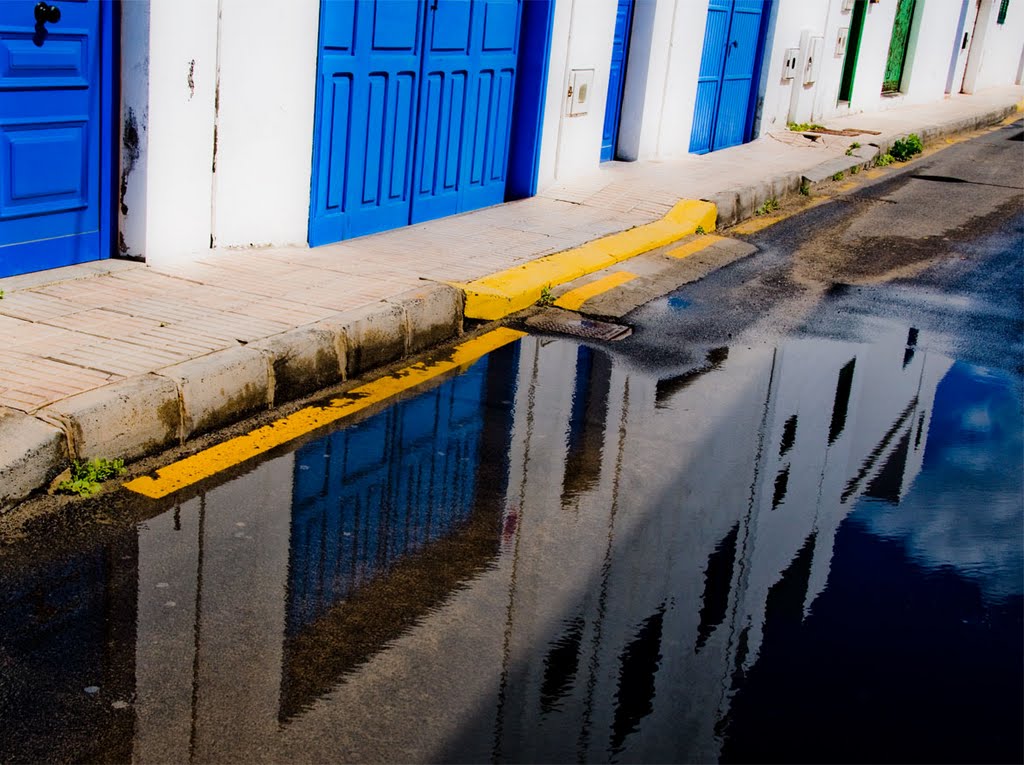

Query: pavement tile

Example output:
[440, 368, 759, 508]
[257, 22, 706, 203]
[0, 291, 80, 321]
[177, 313, 293, 344]
[41, 308, 162, 338]
[45, 338, 191, 377]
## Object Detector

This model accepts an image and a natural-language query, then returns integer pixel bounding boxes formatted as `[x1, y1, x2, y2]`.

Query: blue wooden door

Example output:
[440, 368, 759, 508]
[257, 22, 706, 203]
[600, 0, 633, 162]
[0, 0, 105, 277]
[689, 0, 767, 155]
[412, 0, 521, 224]
[309, 0, 522, 246]
[309, 0, 425, 245]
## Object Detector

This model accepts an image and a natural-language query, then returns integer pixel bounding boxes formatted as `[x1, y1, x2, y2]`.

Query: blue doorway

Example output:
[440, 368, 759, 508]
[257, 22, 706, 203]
[0, 0, 115, 278]
[689, 0, 770, 155]
[309, 0, 549, 247]
[601, 0, 634, 162]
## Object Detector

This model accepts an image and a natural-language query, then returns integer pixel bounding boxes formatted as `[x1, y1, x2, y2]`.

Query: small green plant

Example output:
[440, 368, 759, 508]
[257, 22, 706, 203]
[694, 224, 707, 235]
[799, 180, 811, 196]
[890, 133, 923, 162]
[0, 289, 4, 299]
[754, 196, 780, 216]
[788, 122, 827, 133]
[844, 141, 861, 156]
[850, 164, 860, 175]
[56, 458, 126, 497]
[536, 284, 555, 307]
[875, 152, 895, 167]
[832, 171, 846, 182]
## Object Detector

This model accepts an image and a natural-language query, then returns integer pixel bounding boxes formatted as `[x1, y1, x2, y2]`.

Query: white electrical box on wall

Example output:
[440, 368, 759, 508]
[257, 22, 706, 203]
[566, 69, 594, 117]
[803, 36, 823, 85]
[782, 47, 799, 80]
[836, 27, 849, 57]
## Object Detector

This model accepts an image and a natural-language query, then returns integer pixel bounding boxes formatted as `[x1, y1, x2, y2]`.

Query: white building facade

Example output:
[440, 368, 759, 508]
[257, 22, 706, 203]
[1, 0, 1021, 278]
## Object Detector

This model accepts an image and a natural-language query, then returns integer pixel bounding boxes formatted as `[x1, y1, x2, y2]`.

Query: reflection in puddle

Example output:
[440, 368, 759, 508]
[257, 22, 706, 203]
[0, 325, 1020, 763]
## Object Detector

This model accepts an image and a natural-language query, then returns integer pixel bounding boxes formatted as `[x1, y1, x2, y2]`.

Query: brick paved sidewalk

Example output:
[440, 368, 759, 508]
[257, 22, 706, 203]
[1, 85, 1020, 507]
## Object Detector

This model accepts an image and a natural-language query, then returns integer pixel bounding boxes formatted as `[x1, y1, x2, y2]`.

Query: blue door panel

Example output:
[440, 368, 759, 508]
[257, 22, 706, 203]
[689, 81, 719, 154]
[689, 3, 730, 154]
[312, 0, 522, 244]
[689, 0, 767, 155]
[412, 0, 521, 224]
[0, 0, 105, 277]
[310, 0, 424, 244]
[601, 0, 634, 161]
[410, 0, 474, 223]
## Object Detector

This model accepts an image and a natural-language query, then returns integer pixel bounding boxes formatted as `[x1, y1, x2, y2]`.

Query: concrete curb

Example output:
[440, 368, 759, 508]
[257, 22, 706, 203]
[1, 282, 464, 511]
[0, 408, 69, 509]
[456, 199, 717, 320]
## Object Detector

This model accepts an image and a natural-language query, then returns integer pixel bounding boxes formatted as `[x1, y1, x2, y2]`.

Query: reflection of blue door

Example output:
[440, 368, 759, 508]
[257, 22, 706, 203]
[0, 0, 110, 277]
[689, 0, 768, 155]
[308, 0, 523, 246]
[600, 0, 633, 162]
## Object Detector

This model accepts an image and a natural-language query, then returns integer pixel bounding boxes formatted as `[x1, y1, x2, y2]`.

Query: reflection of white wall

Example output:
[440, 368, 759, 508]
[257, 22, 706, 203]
[127, 328, 960, 761]
[133, 454, 294, 763]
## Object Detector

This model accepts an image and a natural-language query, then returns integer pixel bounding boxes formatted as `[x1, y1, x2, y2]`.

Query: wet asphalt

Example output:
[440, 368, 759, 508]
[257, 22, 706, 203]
[0, 122, 1021, 764]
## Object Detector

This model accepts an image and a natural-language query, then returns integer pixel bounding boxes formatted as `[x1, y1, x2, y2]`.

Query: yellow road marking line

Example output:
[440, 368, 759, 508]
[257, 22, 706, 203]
[731, 216, 783, 235]
[554, 271, 638, 310]
[457, 199, 718, 320]
[665, 234, 724, 259]
[125, 328, 527, 500]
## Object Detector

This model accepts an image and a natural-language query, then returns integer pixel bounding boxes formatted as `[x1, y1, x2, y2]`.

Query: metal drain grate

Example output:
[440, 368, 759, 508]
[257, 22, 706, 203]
[525, 309, 632, 341]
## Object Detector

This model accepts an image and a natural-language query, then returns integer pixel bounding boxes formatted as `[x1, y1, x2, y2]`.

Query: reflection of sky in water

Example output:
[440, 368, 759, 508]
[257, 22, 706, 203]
[667, 296, 691, 311]
[855, 362, 1023, 601]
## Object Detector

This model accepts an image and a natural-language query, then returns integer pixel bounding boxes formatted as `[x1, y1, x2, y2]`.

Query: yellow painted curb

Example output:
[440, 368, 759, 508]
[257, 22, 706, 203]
[665, 234, 724, 259]
[125, 327, 527, 499]
[458, 199, 717, 320]
[554, 271, 638, 311]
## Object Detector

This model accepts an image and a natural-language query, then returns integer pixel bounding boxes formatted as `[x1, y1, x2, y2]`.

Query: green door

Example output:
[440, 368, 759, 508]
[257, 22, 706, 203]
[882, 0, 916, 93]
[838, 0, 867, 102]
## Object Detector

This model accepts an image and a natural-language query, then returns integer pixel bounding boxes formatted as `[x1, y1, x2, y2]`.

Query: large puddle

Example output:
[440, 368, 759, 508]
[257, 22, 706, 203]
[1, 321, 1021, 763]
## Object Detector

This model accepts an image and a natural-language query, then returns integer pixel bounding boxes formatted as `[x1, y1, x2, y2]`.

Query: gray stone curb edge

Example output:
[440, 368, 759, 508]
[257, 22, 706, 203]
[0, 283, 463, 510]
[705, 102, 1019, 228]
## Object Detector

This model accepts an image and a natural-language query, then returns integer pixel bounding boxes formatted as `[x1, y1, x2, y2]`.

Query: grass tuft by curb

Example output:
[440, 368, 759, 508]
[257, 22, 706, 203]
[55, 458, 126, 497]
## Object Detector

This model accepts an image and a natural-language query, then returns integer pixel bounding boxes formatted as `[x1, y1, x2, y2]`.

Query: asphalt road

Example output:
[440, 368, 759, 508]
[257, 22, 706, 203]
[619, 118, 1024, 375]
[0, 120, 1020, 765]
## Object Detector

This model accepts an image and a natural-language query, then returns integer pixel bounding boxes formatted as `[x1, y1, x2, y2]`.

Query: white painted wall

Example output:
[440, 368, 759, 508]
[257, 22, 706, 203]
[756, 0, 994, 130]
[119, 1, 150, 257]
[538, 0, 618, 183]
[124, 0, 1023, 260]
[211, 0, 319, 249]
[142, 0, 219, 262]
[120, 0, 218, 262]
[898, 3, 962, 105]
[756, 0, 829, 131]
[965, 0, 1024, 92]
[617, 0, 680, 160]
[120, 0, 318, 263]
